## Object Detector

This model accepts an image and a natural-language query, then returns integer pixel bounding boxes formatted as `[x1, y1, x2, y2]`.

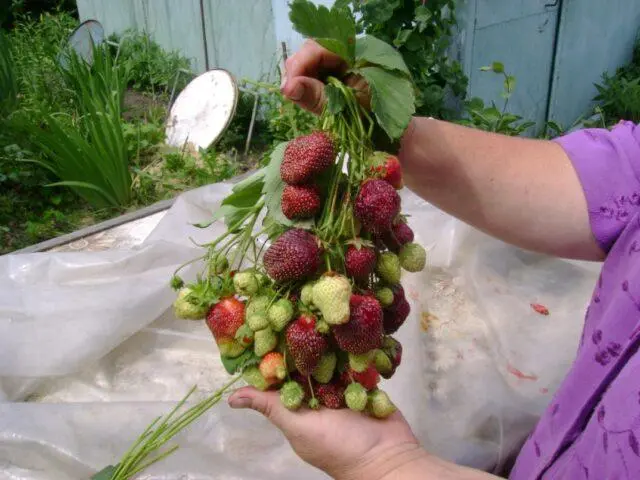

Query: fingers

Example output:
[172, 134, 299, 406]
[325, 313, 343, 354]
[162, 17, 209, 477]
[228, 387, 291, 432]
[281, 40, 347, 114]
[281, 76, 327, 115]
[283, 39, 347, 81]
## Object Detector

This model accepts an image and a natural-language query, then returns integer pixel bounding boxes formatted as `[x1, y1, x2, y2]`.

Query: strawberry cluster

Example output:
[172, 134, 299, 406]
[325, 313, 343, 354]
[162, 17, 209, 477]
[172, 131, 426, 419]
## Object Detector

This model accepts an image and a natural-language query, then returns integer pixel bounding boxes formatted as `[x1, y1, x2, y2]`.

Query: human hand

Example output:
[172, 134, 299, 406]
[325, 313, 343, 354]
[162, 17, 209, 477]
[228, 386, 427, 480]
[281, 40, 370, 115]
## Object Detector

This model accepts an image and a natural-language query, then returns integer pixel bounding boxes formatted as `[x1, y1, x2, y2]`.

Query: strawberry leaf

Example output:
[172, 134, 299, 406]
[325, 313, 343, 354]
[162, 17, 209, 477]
[355, 35, 410, 77]
[221, 349, 261, 375]
[289, 0, 356, 65]
[91, 465, 118, 480]
[262, 141, 293, 227]
[192, 205, 234, 229]
[358, 66, 415, 140]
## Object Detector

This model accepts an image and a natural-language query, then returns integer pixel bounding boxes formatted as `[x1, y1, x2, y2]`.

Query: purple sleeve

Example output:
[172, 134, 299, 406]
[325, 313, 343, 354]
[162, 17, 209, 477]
[553, 121, 640, 253]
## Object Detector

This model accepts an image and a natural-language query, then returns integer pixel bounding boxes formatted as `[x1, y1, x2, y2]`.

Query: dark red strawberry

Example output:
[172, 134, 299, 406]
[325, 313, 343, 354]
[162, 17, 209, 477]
[206, 297, 246, 357]
[316, 382, 346, 409]
[333, 294, 384, 354]
[383, 221, 414, 252]
[345, 244, 376, 281]
[354, 179, 401, 235]
[281, 185, 321, 220]
[281, 131, 335, 185]
[369, 152, 403, 189]
[383, 286, 411, 334]
[286, 313, 328, 375]
[264, 229, 321, 283]
[341, 365, 380, 391]
[381, 336, 403, 379]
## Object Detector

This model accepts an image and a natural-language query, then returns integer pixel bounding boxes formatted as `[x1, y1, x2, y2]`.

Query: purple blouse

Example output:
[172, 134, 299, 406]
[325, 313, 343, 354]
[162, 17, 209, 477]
[511, 121, 640, 479]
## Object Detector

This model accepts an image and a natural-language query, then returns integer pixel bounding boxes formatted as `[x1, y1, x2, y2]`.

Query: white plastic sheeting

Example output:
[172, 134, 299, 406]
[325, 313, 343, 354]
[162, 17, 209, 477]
[0, 181, 600, 478]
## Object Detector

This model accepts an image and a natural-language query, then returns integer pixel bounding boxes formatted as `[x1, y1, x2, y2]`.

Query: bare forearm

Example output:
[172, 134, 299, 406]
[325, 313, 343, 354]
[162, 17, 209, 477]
[398, 118, 603, 260]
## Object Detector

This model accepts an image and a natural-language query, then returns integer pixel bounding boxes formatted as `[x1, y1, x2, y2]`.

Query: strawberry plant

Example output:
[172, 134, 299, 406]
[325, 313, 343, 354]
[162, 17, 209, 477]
[94, 1, 427, 477]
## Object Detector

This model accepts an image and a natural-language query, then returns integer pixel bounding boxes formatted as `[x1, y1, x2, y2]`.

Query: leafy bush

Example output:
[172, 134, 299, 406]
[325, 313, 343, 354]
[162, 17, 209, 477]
[110, 30, 193, 95]
[338, 0, 468, 119]
[592, 35, 640, 124]
[23, 45, 131, 208]
[0, 31, 19, 117]
[458, 62, 535, 136]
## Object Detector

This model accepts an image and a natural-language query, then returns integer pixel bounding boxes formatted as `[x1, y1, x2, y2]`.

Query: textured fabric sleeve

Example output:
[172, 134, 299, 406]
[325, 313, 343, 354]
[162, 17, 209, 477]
[553, 121, 640, 253]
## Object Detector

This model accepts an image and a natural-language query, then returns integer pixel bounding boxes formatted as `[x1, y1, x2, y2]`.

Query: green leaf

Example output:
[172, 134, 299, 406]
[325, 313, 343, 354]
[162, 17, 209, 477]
[492, 62, 505, 74]
[504, 75, 516, 94]
[355, 35, 410, 76]
[262, 142, 293, 227]
[415, 5, 432, 32]
[221, 349, 261, 375]
[289, 0, 356, 64]
[361, 0, 401, 25]
[192, 204, 235, 229]
[393, 29, 413, 47]
[358, 66, 415, 140]
[222, 171, 265, 209]
[91, 465, 118, 480]
[325, 84, 346, 115]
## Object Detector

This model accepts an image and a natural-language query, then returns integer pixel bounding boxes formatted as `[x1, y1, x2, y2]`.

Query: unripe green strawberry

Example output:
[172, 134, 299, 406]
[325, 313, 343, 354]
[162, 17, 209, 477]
[247, 313, 269, 331]
[280, 381, 305, 410]
[349, 351, 374, 373]
[246, 295, 270, 318]
[268, 298, 294, 331]
[235, 324, 254, 348]
[300, 282, 315, 307]
[368, 389, 397, 419]
[308, 397, 321, 410]
[173, 287, 208, 320]
[312, 274, 351, 325]
[233, 271, 260, 296]
[254, 327, 277, 357]
[373, 349, 393, 376]
[345, 382, 368, 412]
[242, 366, 269, 391]
[399, 242, 427, 273]
[209, 253, 229, 274]
[375, 287, 394, 307]
[376, 252, 401, 284]
[312, 351, 337, 383]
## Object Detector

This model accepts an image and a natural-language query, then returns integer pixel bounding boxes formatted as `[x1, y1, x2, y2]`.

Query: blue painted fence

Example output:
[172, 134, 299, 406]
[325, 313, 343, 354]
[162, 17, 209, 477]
[77, 0, 640, 131]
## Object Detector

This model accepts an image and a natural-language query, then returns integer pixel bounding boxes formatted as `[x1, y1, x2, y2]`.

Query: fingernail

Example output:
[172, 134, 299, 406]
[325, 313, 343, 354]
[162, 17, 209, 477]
[280, 75, 287, 91]
[229, 396, 251, 409]
[289, 83, 304, 101]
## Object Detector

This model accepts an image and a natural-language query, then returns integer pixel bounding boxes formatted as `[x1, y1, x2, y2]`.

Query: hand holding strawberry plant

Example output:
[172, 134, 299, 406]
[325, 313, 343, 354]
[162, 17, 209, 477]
[94, 1, 425, 478]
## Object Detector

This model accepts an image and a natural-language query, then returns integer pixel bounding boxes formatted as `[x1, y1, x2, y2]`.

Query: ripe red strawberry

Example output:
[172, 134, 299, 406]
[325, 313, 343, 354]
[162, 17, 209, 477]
[264, 229, 321, 283]
[281, 131, 335, 185]
[206, 297, 246, 357]
[281, 184, 321, 220]
[369, 152, 403, 189]
[341, 365, 380, 391]
[316, 382, 346, 409]
[345, 244, 376, 281]
[286, 313, 328, 375]
[383, 285, 411, 334]
[354, 179, 401, 235]
[383, 221, 414, 252]
[333, 294, 384, 354]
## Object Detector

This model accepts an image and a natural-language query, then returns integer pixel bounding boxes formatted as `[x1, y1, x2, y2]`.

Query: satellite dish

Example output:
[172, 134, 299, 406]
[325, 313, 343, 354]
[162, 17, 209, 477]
[59, 20, 105, 68]
[165, 69, 239, 150]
